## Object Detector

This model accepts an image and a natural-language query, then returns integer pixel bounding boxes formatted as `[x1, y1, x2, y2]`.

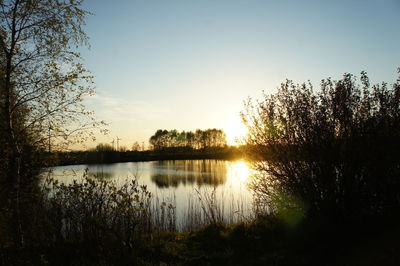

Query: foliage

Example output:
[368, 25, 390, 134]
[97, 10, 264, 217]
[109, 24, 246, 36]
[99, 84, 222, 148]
[0, 0, 106, 178]
[0, 173, 176, 264]
[93, 143, 115, 152]
[242, 70, 400, 218]
[41, 173, 153, 248]
[149, 128, 227, 150]
[131, 141, 142, 151]
[0, 0, 108, 249]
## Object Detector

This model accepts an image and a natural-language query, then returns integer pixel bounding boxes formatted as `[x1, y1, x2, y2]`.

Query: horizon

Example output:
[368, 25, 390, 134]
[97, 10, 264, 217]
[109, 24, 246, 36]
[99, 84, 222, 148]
[77, 0, 399, 149]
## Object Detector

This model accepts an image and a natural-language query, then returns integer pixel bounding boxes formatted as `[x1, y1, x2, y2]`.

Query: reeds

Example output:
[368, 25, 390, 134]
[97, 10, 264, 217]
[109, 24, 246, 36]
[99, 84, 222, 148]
[181, 186, 253, 231]
[39, 171, 254, 238]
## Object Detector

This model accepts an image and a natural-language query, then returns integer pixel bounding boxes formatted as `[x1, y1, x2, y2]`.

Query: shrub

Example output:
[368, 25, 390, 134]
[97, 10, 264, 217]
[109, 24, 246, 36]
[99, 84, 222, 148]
[40, 172, 153, 251]
[242, 70, 400, 219]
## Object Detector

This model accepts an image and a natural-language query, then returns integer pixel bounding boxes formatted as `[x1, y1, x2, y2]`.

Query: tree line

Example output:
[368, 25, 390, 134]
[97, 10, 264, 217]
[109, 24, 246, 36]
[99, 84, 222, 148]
[149, 129, 227, 150]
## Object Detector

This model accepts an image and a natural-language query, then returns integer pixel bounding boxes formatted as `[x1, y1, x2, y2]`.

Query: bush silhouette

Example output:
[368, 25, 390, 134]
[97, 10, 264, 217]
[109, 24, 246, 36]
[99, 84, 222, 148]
[243, 70, 400, 219]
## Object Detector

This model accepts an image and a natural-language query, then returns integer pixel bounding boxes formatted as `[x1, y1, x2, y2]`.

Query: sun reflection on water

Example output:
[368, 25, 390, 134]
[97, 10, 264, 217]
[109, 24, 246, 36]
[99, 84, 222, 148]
[228, 160, 251, 183]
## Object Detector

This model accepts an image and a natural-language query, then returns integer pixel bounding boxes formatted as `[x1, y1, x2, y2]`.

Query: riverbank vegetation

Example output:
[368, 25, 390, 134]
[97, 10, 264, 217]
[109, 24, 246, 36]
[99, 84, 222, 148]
[243, 70, 400, 220]
[1, 175, 400, 265]
[51, 145, 243, 166]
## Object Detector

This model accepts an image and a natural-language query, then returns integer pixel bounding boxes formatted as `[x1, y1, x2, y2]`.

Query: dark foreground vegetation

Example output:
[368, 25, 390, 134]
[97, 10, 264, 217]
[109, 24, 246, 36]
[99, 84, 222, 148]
[1, 175, 400, 266]
[243, 70, 400, 220]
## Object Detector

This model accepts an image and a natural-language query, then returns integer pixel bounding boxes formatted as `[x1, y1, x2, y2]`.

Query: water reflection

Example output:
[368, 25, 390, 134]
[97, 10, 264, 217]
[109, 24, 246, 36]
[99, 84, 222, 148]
[88, 171, 115, 179]
[150, 160, 228, 188]
[228, 161, 250, 182]
[45, 160, 254, 227]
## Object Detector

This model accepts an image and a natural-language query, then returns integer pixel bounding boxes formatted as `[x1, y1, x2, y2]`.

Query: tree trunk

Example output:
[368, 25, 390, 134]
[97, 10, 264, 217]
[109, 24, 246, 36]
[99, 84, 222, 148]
[2, 34, 25, 249]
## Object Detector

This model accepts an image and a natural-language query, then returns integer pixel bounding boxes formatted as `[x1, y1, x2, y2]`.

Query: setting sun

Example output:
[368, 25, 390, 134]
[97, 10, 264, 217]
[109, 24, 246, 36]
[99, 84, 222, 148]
[224, 115, 248, 146]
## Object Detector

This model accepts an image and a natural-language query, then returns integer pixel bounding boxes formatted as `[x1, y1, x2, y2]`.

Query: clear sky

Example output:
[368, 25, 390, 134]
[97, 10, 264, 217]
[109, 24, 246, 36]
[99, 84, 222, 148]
[79, 0, 400, 149]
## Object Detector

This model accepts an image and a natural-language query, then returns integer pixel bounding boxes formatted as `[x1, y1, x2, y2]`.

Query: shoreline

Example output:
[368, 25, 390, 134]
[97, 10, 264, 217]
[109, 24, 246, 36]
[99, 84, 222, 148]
[48, 146, 245, 167]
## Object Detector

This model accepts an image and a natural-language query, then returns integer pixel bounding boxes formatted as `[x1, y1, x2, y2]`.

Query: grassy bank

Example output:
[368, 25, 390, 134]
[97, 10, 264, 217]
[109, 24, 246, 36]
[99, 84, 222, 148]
[3, 215, 400, 265]
[138, 216, 400, 266]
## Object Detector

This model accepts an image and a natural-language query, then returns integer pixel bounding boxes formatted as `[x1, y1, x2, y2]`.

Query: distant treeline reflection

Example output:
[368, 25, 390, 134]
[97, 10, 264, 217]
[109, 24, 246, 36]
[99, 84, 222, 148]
[150, 160, 227, 188]
[71, 160, 228, 188]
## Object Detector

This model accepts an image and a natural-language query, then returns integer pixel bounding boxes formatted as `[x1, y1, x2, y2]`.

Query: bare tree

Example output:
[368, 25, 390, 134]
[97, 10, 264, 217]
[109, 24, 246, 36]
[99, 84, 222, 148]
[131, 141, 141, 151]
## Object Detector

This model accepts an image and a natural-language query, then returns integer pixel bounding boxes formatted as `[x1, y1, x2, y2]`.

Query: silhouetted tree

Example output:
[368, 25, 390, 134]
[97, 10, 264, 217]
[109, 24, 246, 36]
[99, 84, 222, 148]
[186, 131, 195, 148]
[149, 129, 169, 150]
[0, 0, 105, 181]
[177, 131, 187, 147]
[243, 70, 400, 219]
[94, 143, 115, 152]
[149, 129, 227, 150]
[131, 141, 141, 151]
[0, 0, 104, 248]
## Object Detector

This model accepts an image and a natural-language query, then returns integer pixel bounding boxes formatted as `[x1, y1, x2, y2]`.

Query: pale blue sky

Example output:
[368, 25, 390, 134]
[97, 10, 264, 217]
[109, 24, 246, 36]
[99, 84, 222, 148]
[80, 0, 400, 148]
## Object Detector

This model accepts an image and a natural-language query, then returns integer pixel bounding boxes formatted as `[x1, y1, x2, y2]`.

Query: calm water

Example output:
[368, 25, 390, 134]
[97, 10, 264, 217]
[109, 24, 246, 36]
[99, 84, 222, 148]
[44, 160, 254, 226]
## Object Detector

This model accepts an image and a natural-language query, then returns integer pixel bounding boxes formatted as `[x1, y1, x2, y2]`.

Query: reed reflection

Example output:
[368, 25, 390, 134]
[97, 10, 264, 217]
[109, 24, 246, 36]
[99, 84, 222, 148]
[88, 171, 115, 179]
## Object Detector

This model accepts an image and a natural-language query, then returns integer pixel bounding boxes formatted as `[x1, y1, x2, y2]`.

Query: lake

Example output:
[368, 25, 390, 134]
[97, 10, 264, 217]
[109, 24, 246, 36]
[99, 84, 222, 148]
[44, 159, 254, 228]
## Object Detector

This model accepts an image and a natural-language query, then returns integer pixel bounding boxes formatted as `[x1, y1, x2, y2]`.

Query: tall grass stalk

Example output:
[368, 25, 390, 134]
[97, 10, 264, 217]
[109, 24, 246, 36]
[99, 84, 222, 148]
[181, 186, 253, 231]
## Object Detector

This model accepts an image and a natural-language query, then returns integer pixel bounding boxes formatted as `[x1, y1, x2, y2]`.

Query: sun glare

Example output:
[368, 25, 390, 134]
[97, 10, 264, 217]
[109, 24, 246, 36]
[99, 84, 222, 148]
[228, 160, 251, 183]
[224, 116, 248, 146]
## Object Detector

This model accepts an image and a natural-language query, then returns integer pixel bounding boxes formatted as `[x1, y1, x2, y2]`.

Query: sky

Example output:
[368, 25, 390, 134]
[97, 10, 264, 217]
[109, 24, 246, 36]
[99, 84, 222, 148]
[79, 0, 400, 149]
